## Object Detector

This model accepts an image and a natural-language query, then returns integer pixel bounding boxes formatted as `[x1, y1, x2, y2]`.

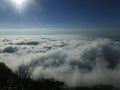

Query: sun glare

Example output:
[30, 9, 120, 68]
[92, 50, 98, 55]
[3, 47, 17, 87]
[9, 0, 29, 14]
[13, 0, 26, 6]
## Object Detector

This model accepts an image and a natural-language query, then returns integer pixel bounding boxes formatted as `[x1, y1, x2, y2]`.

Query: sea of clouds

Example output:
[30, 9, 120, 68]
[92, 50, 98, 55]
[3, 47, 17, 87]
[0, 35, 120, 87]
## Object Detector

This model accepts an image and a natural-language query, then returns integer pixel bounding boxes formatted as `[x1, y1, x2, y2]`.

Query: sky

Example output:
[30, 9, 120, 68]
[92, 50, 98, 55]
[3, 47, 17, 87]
[0, 0, 120, 32]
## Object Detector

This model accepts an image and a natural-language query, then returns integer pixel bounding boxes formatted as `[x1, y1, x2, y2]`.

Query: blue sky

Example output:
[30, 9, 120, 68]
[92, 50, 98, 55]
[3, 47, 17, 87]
[0, 0, 120, 31]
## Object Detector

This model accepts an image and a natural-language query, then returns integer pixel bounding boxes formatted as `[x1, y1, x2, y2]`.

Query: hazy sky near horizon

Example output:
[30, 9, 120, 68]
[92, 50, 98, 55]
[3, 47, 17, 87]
[0, 0, 120, 30]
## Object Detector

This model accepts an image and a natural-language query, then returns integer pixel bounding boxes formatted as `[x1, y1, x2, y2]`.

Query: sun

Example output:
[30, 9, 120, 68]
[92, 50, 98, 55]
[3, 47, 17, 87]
[12, 0, 26, 6]
[9, 0, 29, 14]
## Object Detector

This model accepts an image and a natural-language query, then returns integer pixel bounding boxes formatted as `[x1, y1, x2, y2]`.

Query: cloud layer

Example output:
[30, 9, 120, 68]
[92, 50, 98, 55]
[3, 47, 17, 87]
[0, 35, 120, 87]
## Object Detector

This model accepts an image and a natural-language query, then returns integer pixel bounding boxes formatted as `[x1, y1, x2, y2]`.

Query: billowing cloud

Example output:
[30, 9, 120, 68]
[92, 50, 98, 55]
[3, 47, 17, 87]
[0, 35, 120, 88]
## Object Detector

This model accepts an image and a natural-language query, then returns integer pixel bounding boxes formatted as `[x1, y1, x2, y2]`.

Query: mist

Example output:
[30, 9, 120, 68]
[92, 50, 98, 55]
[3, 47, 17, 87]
[0, 35, 120, 88]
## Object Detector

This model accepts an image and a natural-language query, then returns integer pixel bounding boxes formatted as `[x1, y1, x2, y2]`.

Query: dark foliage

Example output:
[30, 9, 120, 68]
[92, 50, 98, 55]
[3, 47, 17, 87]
[0, 63, 119, 90]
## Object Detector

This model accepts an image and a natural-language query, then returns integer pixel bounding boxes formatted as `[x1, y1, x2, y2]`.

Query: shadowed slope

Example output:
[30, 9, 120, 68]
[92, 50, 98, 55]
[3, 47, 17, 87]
[0, 63, 119, 90]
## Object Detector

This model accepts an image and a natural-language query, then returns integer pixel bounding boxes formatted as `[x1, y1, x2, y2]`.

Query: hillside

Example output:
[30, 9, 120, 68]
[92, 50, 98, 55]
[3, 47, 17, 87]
[0, 63, 119, 90]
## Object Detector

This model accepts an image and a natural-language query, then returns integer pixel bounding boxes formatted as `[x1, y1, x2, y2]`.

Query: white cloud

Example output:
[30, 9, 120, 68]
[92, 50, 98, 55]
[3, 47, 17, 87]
[0, 35, 120, 88]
